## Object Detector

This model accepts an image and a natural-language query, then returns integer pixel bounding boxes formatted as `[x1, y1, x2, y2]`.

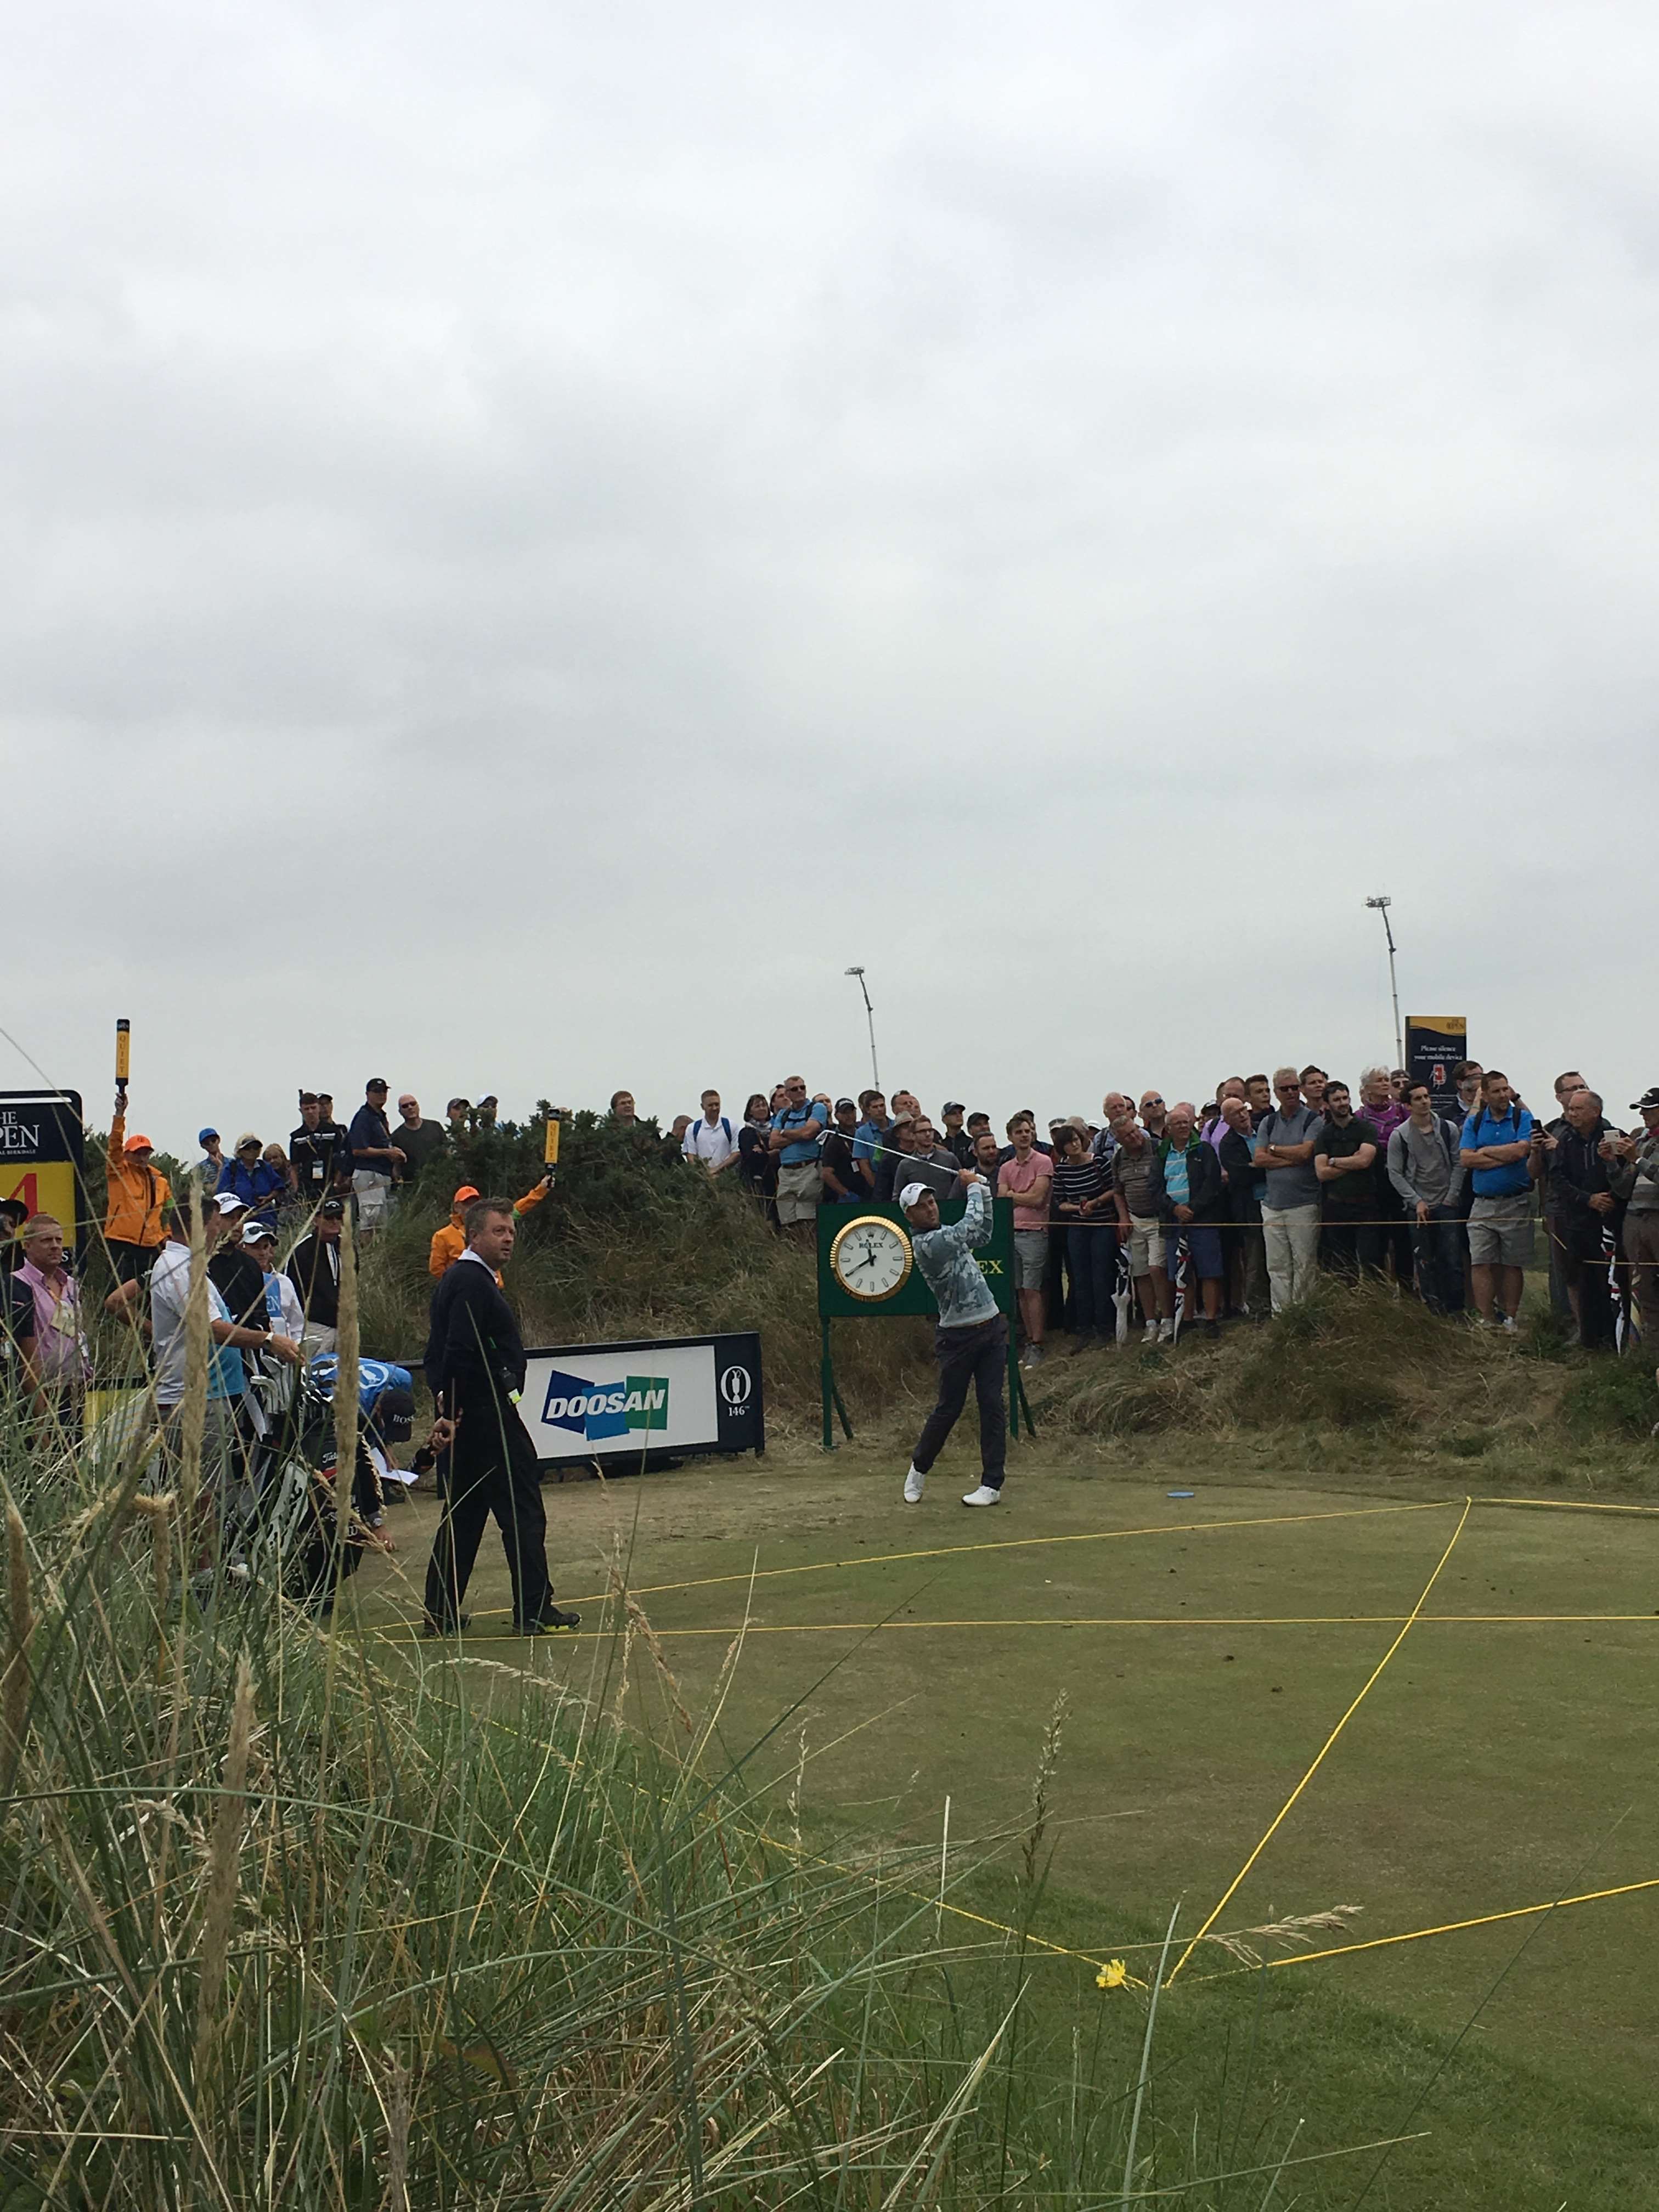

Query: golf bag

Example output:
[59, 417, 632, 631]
[243, 1358, 404, 1608]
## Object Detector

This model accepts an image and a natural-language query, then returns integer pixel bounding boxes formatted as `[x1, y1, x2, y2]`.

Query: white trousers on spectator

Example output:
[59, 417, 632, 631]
[352, 1169, 392, 1230]
[1260, 1203, 1320, 1313]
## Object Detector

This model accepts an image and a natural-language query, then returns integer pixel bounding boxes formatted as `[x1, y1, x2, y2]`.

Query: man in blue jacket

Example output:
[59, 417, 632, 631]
[899, 1170, 1007, 1509]
[1459, 1070, 1537, 1333]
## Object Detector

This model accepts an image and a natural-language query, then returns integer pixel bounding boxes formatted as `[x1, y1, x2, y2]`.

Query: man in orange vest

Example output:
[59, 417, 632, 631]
[428, 1174, 554, 1280]
[103, 1084, 172, 1285]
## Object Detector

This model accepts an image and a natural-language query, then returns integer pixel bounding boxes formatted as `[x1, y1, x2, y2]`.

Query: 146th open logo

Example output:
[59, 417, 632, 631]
[720, 1364, 753, 1411]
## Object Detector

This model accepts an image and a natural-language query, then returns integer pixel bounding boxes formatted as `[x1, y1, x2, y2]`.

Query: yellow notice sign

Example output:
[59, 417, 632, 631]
[0, 1092, 86, 1247]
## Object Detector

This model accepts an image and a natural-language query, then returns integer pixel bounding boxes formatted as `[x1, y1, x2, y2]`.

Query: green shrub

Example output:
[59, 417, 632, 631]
[1561, 1358, 1658, 1441]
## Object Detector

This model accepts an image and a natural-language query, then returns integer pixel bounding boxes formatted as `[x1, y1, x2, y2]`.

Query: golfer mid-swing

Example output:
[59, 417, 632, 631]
[900, 1168, 1008, 1508]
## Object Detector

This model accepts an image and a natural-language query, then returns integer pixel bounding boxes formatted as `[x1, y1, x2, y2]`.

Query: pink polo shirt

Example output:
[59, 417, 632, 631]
[999, 1151, 1053, 1232]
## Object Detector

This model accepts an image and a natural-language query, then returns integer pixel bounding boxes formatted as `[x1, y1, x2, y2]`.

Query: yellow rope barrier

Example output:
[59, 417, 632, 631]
[369, 1611, 1659, 1641]
[1188, 1875, 1659, 1982]
[1165, 1497, 1474, 1986]
[371, 1495, 1459, 1630]
[1470, 1495, 1659, 1516]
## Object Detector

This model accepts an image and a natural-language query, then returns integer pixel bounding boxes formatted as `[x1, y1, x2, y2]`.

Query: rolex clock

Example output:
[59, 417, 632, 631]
[828, 1214, 914, 1302]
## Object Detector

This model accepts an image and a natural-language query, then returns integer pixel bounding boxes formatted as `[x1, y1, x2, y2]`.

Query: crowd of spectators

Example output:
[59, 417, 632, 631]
[662, 1064, 1659, 1368]
[0, 1080, 511, 1441]
[4, 1058, 1655, 1446]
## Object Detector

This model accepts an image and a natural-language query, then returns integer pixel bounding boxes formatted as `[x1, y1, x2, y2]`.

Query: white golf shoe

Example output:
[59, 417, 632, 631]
[961, 1485, 1001, 1508]
[903, 1465, 926, 1504]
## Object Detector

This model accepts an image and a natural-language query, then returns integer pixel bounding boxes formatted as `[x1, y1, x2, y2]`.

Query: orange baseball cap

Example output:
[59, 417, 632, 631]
[453, 1184, 480, 1205]
[123, 1132, 154, 1154]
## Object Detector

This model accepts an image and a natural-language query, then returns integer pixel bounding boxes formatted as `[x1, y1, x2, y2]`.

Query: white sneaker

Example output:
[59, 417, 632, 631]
[1502, 1315, 1518, 1335]
[1158, 1318, 1176, 1345]
[1142, 1319, 1158, 1343]
[903, 1465, 926, 1504]
[961, 1485, 1001, 1508]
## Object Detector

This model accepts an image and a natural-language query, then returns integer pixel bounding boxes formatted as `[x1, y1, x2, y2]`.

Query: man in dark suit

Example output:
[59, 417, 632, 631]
[421, 1195, 579, 1638]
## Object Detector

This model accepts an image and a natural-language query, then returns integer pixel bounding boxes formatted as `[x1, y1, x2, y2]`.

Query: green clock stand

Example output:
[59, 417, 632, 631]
[815, 1195, 1036, 1451]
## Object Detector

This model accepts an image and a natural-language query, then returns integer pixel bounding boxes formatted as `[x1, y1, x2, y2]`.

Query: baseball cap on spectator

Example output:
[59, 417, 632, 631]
[236, 1131, 261, 1152]
[199, 1127, 219, 1145]
[835, 1097, 856, 1111]
[366, 1077, 389, 1094]
[370, 1385, 415, 1444]
[447, 1096, 469, 1112]
[212, 1192, 246, 1217]
[122, 1131, 154, 1154]
[240, 1220, 275, 1246]
[320, 1198, 346, 1217]
[453, 1184, 480, 1206]
[941, 1101, 964, 1115]
[1632, 1088, 1659, 1112]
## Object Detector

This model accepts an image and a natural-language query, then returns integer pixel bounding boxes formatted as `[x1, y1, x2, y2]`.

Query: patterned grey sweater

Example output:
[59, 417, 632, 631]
[912, 1179, 998, 1329]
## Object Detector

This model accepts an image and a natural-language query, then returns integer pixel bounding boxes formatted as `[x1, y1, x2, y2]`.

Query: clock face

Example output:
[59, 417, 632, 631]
[829, 1215, 913, 1301]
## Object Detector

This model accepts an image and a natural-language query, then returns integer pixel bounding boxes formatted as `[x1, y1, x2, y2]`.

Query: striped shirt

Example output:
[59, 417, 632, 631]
[1052, 1157, 1110, 1215]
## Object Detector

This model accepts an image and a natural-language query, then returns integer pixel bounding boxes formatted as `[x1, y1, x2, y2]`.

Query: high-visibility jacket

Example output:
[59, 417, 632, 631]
[426, 1178, 549, 1280]
[104, 1113, 171, 1249]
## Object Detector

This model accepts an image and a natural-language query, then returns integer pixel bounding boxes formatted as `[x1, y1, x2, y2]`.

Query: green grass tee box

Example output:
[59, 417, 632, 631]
[358, 1460, 1659, 2137]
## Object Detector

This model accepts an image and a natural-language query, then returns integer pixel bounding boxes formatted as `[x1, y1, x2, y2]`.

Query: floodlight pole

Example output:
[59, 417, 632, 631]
[1365, 896, 1403, 1070]
[844, 966, 880, 1093]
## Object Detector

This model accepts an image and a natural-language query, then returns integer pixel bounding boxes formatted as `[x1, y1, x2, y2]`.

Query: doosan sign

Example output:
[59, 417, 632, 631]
[543, 1370, 671, 1443]
[519, 1332, 764, 1467]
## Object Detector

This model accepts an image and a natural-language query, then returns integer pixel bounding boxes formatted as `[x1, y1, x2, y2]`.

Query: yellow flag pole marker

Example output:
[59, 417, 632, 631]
[544, 1112, 560, 1167]
[115, 1017, 131, 1085]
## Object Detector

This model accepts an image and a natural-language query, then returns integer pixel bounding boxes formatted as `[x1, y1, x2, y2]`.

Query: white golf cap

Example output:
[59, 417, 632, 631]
[899, 1181, 930, 1210]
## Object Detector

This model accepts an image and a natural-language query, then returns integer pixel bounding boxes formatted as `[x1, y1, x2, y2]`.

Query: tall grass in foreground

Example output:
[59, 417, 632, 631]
[0, 1413, 1380, 2210]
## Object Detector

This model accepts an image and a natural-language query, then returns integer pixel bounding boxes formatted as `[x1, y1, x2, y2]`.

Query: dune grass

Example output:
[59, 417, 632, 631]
[5, 1238, 1395, 2211]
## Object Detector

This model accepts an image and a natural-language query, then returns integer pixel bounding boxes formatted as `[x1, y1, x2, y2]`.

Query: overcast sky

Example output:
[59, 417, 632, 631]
[6, 1, 1657, 1155]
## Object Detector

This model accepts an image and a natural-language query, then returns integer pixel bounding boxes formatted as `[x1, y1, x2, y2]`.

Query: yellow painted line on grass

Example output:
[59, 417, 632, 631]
[1166, 1497, 1474, 1986]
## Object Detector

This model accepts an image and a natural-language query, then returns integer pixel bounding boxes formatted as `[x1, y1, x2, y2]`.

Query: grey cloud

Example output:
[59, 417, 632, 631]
[5, 2, 1658, 1146]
